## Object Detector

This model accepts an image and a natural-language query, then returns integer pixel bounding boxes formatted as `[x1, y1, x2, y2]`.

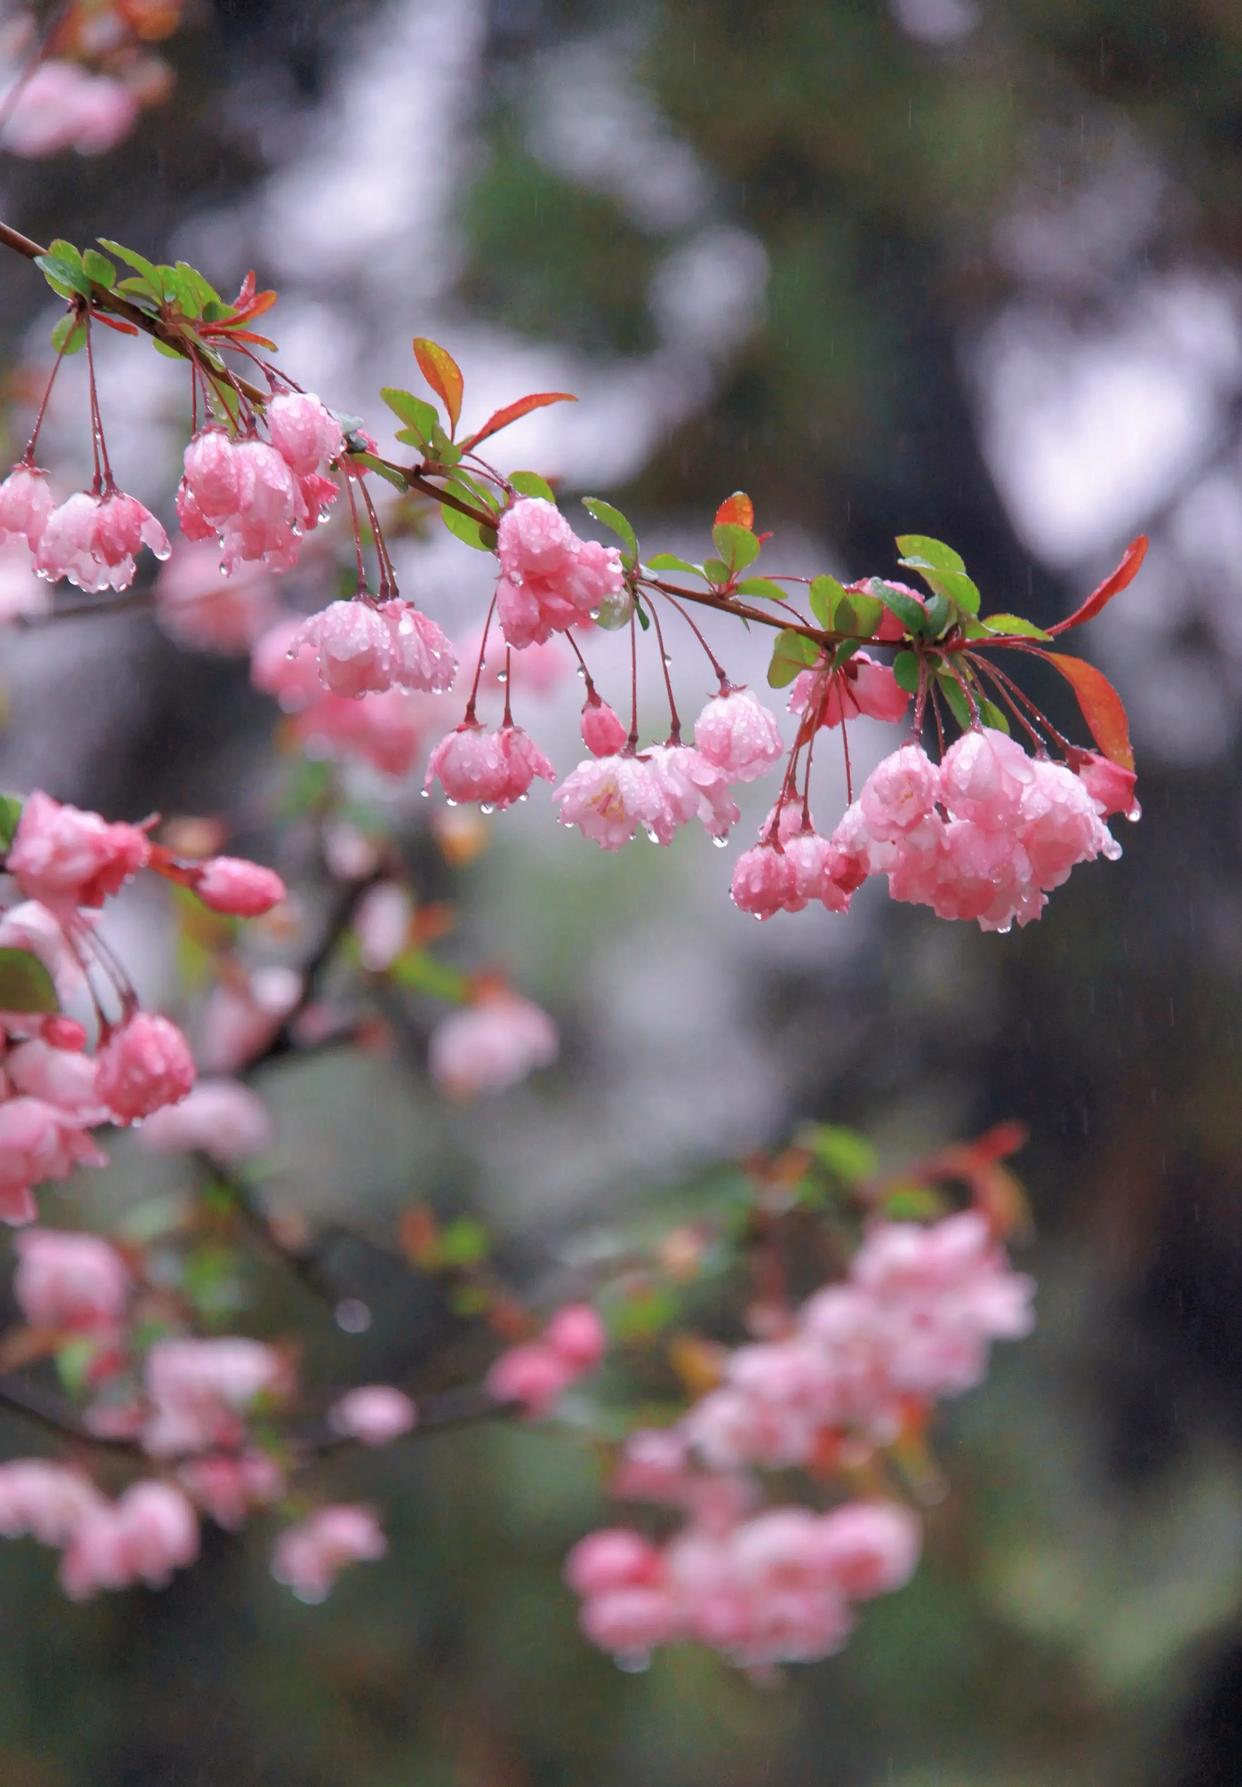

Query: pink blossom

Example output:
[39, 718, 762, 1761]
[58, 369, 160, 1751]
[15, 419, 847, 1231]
[939, 728, 1035, 829]
[0, 1096, 107, 1225]
[545, 1303, 606, 1372]
[6, 1034, 106, 1119]
[784, 827, 852, 912]
[251, 615, 331, 710]
[13, 1229, 130, 1332]
[138, 1078, 273, 1165]
[553, 753, 664, 851]
[0, 61, 138, 158]
[184, 437, 303, 571]
[789, 653, 910, 727]
[35, 490, 170, 593]
[486, 1342, 574, 1418]
[581, 695, 628, 757]
[155, 542, 279, 654]
[424, 723, 554, 810]
[0, 902, 90, 1013]
[0, 463, 54, 551]
[60, 1481, 199, 1600]
[859, 743, 941, 835]
[7, 791, 150, 911]
[197, 965, 300, 1073]
[867, 579, 928, 642]
[693, 686, 784, 783]
[329, 1386, 418, 1447]
[814, 1501, 921, 1599]
[289, 598, 456, 698]
[193, 856, 287, 917]
[495, 498, 623, 648]
[177, 1452, 285, 1530]
[265, 392, 343, 477]
[271, 1504, 386, 1603]
[353, 881, 412, 971]
[0, 1460, 104, 1545]
[182, 430, 243, 524]
[291, 689, 432, 779]
[731, 843, 800, 918]
[580, 1584, 682, 1654]
[429, 992, 558, 1099]
[611, 1428, 693, 1502]
[564, 1529, 662, 1597]
[1074, 749, 1139, 819]
[95, 1013, 196, 1124]
[143, 1336, 289, 1456]
[645, 745, 740, 845]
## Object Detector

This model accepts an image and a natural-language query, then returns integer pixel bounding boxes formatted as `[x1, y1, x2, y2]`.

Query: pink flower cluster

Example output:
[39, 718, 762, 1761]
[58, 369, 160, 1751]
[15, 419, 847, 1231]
[731, 802, 853, 920]
[687, 1213, 1033, 1469]
[486, 1302, 606, 1417]
[424, 722, 554, 810]
[0, 461, 172, 595]
[555, 745, 739, 850]
[271, 1505, 387, 1603]
[288, 597, 457, 699]
[566, 1499, 919, 1669]
[0, 1463, 198, 1599]
[788, 652, 910, 729]
[566, 1211, 1030, 1669]
[177, 396, 341, 573]
[495, 498, 624, 648]
[829, 729, 1124, 932]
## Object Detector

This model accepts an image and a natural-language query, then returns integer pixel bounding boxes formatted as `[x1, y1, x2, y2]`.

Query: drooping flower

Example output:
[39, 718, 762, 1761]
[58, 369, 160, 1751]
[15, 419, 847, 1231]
[788, 653, 910, 728]
[35, 489, 170, 593]
[0, 62, 138, 158]
[580, 695, 628, 757]
[12, 1229, 130, 1333]
[265, 392, 343, 477]
[329, 1387, 418, 1448]
[95, 1013, 196, 1124]
[495, 498, 624, 649]
[271, 1505, 386, 1602]
[192, 856, 287, 917]
[138, 1078, 273, 1165]
[289, 598, 456, 698]
[693, 686, 784, 783]
[60, 1482, 199, 1600]
[730, 842, 800, 918]
[143, 1337, 289, 1457]
[0, 463, 54, 551]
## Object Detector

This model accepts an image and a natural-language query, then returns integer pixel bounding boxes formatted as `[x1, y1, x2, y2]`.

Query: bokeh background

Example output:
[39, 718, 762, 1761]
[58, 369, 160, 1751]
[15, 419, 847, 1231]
[2, 1, 1242, 1782]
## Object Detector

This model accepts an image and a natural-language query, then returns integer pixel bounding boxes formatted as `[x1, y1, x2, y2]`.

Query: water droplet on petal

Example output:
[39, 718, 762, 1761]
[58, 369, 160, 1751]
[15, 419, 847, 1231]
[479, 803, 494, 815]
[712, 834, 728, 849]
[445, 797, 458, 808]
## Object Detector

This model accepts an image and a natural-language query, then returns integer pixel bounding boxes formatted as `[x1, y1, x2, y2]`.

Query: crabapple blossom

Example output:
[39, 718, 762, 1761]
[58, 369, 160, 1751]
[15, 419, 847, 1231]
[289, 598, 456, 698]
[192, 856, 287, 917]
[0, 1462, 104, 1545]
[94, 1013, 196, 1123]
[6, 791, 150, 911]
[0, 463, 53, 550]
[693, 686, 784, 782]
[0, 61, 138, 158]
[329, 1386, 418, 1447]
[59, 1481, 199, 1600]
[177, 1452, 286, 1530]
[429, 991, 558, 1099]
[265, 392, 343, 477]
[580, 694, 628, 757]
[271, 1505, 386, 1603]
[138, 1078, 273, 1164]
[789, 653, 909, 727]
[424, 722, 554, 809]
[730, 842, 800, 918]
[12, 1228, 130, 1332]
[544, 1303, 607, 1373]
[197, 965, 301, 1073]
[143, 1337, 289, 1456]
[35, 489, 170, 593]
[645, 745, 740, 845]
[495, 497, 624, 648]
[154, 542, 279, 653]
[0, 1097, 107, 1225]
[1074, 749, 1139, 818]
[553, 753, 664, 851]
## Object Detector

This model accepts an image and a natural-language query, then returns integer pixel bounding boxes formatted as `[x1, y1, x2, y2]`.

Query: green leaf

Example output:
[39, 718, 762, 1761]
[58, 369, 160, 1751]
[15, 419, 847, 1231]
[808, 574, 846, 628]
[82, 249, 116, 289]
[803, 1123, 878, 1182]
[35, 253, 92, 301]
[831, 637, 865, 669]
[835, 591, 884, 638]
[634, 595, 651, 631]
[767, 630, 820, 689]
[435, 1218, 491, 1268]
[389, 949, 471, 1002]
[50, 312, 87, 356]
[0, 948, 59, 1014]
[440, 502, 498, 552]
[734, 577, 788, 601]
[979, 613, 1053, 640]
[892, 650, 922, 696]
[870, 578, 929, 635]
[894, 534, 966, 574]
[711, 523, 760, 574]
[381, 387, 439, 444]
[173, 261, 221, 312]
[903, 562, 981, 616]
[936, 670, 973, 731]
[152, 337, 188, 360]
[347, 449, 408, 492]
[644, 553, 705, 578]
[582, 497, 638, 568]
[510, 470, 556, 503]
[978, 699, 1010, 733]
[922, 592, 953, 637]
[98, 239, 161, 291]
[55, 1337, 95, 1399]
[0, 794, 22, 850]
[702, 557, 730, 585]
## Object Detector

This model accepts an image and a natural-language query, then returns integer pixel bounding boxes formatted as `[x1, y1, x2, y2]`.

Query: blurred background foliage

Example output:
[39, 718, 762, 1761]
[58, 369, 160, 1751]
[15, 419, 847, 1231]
[2, 0, 1242, 1781]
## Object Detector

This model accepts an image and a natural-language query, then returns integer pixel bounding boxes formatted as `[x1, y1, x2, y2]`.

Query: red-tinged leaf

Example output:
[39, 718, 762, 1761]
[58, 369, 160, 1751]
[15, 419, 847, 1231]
[236, 287, 279, 322]
[1049, 535, 1148, 635]
[459, 391, 577, 452]
[219, 329, 278, 348]
[1047, 652, 1135, 769]
[715, 491, 754, 529]
[413, 337, 464, 437]
[93, 312, 140, 335]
